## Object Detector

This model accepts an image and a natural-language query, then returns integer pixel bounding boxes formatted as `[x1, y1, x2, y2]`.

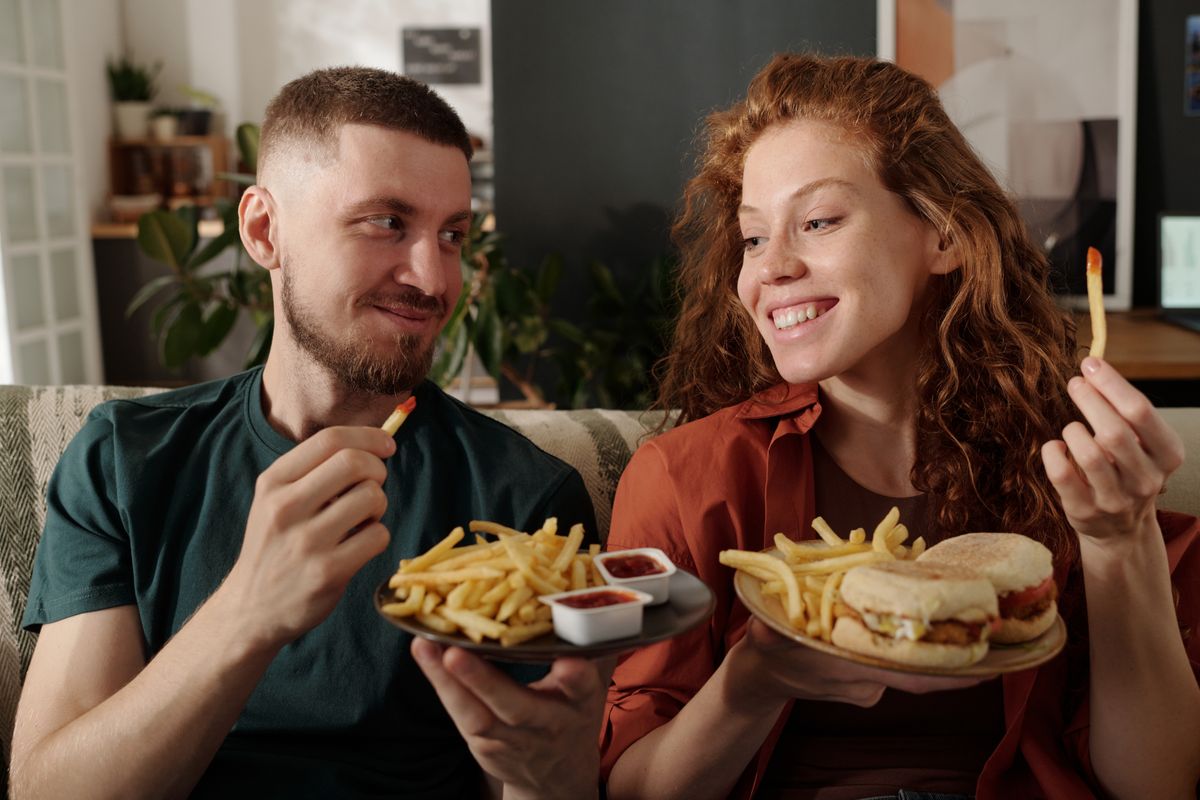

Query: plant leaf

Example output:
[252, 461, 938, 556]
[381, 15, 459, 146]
[588, 261, 624, 306]
[548, 318, 587, 344]
[243, 317, 273, 368]
[237, 123, 260, 173]
[198, 300, 238, 355]
[125, 275, 179, 319]
[161, 301, 203, 369]
[473, 295, 504, 378]
[536, 254, 563, 304]
[186, 224, 241, 271]
[137, 210, 194, 271]
[431, 316, 470, 387]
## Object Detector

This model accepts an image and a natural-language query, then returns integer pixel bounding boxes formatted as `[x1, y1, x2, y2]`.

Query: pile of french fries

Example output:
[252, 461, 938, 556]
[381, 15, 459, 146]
[719, 507, 924, 642]
[382, 518, 604, 646]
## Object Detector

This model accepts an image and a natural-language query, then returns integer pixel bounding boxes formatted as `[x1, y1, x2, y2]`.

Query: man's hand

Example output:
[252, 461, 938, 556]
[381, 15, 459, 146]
[412, 638, 612, 800]
[223, 426, 395, 650]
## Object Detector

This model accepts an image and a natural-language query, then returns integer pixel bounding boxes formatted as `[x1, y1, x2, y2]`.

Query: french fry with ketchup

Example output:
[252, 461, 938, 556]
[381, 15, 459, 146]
[381, 396, 417, 436]
[721, 507, 925, 642]
[1085, 246, 1106, 360]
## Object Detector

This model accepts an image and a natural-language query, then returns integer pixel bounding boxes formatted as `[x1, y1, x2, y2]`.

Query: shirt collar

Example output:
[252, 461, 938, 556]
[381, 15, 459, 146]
[734, 382, 821, 422]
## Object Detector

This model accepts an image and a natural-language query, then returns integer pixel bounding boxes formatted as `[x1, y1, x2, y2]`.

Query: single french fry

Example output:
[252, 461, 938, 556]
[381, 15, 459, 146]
[400, 527, 466, 573]
[805, 618, 823, 638]
[848, 528, 867, 545]
[789, 550, 890, 574]
[1086, 246, 1106, 359]
[497, 586, 534, 622]
[469, 520, 526, 538]
[811, 516, 843, 546]
[550, 524, 585, 573]
[720, 550, 802, 625]
[416, 612, 457, 633]
[421, 591, 441, 615]
[803, 590, 821, 621]
[390, 566, 503, 588]
[570, 558, 587, 590]
[819, 571, 845, 641]
[381, 396, 417, 436]
[910, 536, 927, 558]
[480, 579, 514, 606]
[872, 507, 901, 552]
[783, 542, 873, 563]
[437, 607, 508, 640]
[446, 580, 475, 609]
[500, 621, 554, 647]
[887, 524, 909, 547]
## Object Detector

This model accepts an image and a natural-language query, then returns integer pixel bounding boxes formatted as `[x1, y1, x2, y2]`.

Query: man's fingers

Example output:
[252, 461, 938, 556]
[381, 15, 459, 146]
[529, 657, 610, 704]
[309, 480, 388, 542]
[411, 640, 498, 736]
[266, 426, 395, 485]
[441, 646, 547, 729]
[328, 521, 390, 579]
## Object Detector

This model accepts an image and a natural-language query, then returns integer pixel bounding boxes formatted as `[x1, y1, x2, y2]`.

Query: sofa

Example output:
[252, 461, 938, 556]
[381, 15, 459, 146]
[1, 384, 1198, 782]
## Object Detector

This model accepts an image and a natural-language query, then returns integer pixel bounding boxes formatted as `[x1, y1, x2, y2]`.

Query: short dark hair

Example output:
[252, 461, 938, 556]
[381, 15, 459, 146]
[258, 66, 472, 176]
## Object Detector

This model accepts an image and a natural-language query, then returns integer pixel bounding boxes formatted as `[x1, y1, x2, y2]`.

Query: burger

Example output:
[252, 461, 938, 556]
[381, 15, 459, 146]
[831, 560, 999, 668]
[917, 532, 1058, 644]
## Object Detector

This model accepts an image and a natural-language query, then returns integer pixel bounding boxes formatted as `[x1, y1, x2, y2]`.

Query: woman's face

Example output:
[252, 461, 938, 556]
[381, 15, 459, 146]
[736, 119, 955, 386]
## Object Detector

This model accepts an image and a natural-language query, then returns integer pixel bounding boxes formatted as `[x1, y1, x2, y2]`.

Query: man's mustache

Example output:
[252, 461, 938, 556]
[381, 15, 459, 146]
[358, 287, 445, 317]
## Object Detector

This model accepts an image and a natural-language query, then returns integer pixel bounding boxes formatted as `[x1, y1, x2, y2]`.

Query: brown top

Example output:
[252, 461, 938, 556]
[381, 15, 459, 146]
[757, 435, 1004, 798]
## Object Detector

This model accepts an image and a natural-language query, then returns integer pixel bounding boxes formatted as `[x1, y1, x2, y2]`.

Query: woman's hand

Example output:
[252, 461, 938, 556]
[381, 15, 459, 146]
[1041, 357, 1184, 548]
[729, 617, 987, 710]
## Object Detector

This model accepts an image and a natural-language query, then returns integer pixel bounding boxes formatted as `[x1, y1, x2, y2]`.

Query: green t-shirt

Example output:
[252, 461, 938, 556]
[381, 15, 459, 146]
[22, 368, 597, 798]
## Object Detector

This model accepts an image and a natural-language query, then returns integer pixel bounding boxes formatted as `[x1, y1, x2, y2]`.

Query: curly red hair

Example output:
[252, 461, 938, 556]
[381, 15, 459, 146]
[659, 54, 1081, 563]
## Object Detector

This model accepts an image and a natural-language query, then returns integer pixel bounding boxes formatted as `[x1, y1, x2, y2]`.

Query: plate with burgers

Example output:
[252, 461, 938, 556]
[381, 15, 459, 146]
[734, 535, 1066, 676]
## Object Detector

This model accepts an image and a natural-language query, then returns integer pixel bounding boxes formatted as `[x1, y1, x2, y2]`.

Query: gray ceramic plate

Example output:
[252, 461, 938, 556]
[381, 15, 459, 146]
[377, 569, 715, 662]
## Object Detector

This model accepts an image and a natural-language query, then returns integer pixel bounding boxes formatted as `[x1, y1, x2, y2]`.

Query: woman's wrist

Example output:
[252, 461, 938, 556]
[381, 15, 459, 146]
[719, 635, 790, 716]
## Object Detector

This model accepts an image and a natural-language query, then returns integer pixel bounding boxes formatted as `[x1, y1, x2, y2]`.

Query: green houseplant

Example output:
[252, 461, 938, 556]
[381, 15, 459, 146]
[129, 123, 272, 370]
[107, 55, 160, 140]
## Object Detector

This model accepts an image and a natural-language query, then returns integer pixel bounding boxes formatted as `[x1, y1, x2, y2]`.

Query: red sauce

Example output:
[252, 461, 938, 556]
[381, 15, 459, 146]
[603, 553, 666, 578]
[556, 590, 639, 609]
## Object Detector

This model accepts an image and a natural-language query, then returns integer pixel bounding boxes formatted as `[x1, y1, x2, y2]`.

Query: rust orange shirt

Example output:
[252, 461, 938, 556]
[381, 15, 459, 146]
[600, 383, 1200, 799]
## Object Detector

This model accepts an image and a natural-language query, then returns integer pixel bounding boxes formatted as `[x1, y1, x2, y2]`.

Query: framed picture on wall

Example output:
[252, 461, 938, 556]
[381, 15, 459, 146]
[883, 0, 1138, 310]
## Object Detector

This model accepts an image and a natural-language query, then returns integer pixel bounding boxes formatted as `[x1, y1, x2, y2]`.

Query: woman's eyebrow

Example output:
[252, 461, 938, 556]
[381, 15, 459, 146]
[738, 177, 858, 216]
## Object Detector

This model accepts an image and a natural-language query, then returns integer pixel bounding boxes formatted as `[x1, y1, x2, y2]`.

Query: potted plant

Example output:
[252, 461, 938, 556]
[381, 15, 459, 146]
[178, 85, 219, 136]
[150, 107, 178, 140]
[107, 55, 160, 139]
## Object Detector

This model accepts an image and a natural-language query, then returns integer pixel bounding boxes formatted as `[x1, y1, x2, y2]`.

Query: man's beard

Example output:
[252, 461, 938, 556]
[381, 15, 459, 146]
[280, 261, 441, 396]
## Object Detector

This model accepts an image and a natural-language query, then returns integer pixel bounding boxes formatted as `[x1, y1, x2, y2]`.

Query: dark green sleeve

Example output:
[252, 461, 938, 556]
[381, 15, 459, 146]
[22, 408, 135, 632]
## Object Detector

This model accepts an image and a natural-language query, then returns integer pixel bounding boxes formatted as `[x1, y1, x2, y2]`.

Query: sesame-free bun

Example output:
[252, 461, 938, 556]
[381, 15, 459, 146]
[837, 560, 999, 624]
[990, 600, 1058, 644]
[831, 616, 990, 668]
[917, 533, 1053, 595]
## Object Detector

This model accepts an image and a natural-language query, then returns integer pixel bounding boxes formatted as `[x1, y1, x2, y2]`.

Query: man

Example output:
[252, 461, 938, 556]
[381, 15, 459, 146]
[11, 67, 606, 799]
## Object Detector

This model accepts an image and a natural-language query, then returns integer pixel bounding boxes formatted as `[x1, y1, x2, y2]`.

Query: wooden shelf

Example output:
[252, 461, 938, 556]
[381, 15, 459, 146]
[1073, 310, 1200, 380]
[111, 135, 225, 148]
[92, 219, 226, 240]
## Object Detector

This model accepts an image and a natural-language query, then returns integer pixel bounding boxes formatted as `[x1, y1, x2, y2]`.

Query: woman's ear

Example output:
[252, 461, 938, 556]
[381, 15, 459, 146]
[929, 233, 962, 276]
[239, 185, 280, 271]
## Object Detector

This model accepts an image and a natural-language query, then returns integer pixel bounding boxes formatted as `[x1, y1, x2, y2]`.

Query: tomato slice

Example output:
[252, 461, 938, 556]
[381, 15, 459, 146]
[998, 575, 1056, 616]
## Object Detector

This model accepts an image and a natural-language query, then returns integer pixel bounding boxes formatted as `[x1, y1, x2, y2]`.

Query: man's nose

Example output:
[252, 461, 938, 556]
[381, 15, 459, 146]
[395, 234, 450, 297]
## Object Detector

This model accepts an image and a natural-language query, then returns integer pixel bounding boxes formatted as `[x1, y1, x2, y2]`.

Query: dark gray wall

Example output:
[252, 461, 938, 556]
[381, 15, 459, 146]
[1134, 0, 1200, 306]
[491, 0, 877, 293]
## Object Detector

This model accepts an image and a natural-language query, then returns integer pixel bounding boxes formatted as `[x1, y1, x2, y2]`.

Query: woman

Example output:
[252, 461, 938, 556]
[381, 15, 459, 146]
[600, 55, 1200, 799]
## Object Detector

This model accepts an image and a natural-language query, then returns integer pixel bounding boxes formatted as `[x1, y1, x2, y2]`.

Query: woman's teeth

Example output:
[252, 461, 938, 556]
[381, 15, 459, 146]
[772, 303, 825, 330]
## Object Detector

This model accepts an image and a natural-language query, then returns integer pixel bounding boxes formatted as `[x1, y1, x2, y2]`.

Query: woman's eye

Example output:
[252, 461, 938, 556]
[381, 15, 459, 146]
[743, 236, 765, 252]
[804, 217, 837, 232]
[366, 216, 401, 231]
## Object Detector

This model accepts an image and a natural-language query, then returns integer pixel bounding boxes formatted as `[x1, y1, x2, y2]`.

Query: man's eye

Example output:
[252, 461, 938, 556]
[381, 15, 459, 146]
[440, 229, 466, 246]
[366, 216, 401, 231]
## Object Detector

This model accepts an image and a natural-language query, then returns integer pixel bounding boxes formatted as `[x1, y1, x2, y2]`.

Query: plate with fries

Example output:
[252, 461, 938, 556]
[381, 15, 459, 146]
[376, 518, 715, 662]
[723, 509, 1067, 677]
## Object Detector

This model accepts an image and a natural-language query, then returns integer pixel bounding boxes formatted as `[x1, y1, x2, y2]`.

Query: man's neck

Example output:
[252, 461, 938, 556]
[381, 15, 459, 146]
[260, 344, 413, 442]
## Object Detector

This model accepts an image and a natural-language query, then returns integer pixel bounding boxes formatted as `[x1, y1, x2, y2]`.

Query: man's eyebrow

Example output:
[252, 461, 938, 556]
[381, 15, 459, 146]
[344, 197, 417, 217]
[738, 177, 858, 216]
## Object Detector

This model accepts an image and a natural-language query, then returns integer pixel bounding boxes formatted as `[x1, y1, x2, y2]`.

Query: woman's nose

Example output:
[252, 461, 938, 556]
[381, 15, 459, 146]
[758, 237, 807, 284]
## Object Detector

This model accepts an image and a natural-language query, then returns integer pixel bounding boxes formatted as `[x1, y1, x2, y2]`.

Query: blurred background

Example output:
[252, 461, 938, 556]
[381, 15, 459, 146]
[0, 0, 1197, 408]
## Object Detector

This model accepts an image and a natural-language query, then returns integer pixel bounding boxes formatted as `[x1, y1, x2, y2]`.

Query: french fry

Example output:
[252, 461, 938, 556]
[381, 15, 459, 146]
[871, 507, 900, 552]
[819, 571, 845, 641]
[720, 550, 802, 625]
[811, 516, 843, 546]
[400, 527, 466, 573]
[910, 536, 927, 558]
[1086, 246, 1106, 359]
[469, 520, 526, 538]
[390, 566, 503, 588]
[381, 396, 417, 436]
[848, 528, 867, 545]
[500, 621, 554, 647]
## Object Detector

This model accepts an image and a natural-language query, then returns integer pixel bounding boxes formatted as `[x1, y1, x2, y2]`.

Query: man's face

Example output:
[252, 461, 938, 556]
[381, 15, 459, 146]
[273, 124, 471, 395]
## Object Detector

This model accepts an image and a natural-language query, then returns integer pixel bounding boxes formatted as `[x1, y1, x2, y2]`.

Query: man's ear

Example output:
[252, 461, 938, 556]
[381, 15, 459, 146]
[929, 231, 962, 276]
[239, 185, 280, 270]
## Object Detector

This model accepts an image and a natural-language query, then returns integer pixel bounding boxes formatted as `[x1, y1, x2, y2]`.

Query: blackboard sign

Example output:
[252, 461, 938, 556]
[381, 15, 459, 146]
[402, 28, 482, 85]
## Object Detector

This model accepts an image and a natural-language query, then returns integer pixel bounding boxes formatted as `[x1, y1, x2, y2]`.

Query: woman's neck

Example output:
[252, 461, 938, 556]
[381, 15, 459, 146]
[815, 376, 920, 498]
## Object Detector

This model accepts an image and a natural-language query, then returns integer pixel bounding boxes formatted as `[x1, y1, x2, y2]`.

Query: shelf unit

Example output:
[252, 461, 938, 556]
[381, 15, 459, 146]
[107, 135, 232, 218]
